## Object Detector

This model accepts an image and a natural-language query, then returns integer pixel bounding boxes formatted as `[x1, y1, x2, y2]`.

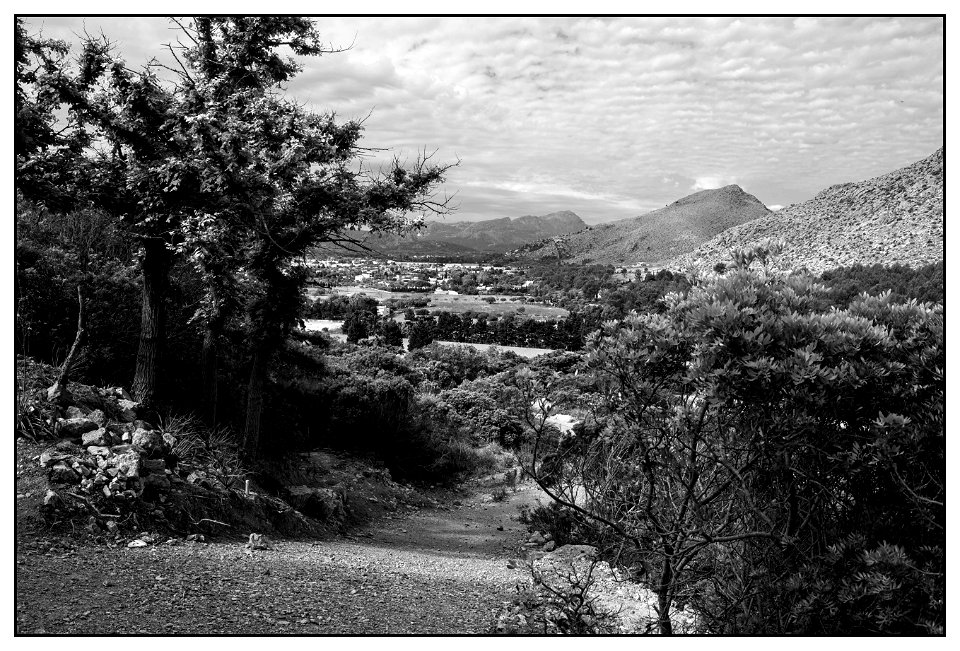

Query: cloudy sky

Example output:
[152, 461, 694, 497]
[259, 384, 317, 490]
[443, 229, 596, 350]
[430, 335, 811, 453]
[24, 16, 944, 224]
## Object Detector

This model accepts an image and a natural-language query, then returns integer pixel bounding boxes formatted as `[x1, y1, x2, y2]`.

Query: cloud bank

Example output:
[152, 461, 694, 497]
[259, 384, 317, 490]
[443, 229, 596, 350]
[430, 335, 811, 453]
[24, 16, 944, 224]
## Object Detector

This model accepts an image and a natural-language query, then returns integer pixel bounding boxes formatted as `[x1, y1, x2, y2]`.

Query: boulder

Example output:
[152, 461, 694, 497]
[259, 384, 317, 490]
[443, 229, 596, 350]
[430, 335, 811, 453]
[132, 428, 165, 456]
[43, 489, 61, 507]
[58, 417, 99, 438]
[39, 441, 81, 467]
[65, 406, 87, 419]
[246, 533, 272, 550]
[117, 399, 139, 423]
[68, 383, 106, 410]
[543, 540, 556, 552]
[528, 531, 547, 545]
[110, 450, 142, 479]
[86, 446, 112, 457]
[49, 462, 80, 483]
[87, 409, 107, 426]
[81, 428, 110, 447]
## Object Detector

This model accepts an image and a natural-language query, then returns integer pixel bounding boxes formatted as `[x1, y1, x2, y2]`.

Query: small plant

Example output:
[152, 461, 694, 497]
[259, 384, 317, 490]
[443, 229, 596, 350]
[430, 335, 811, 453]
[524, 555, 620, 634]
[519, 501, 581, 546]
[504, 468, 518, 491]
[491, 486, 509, 502]
[16, 357, 56, 441]
[163, 414, 247, 489]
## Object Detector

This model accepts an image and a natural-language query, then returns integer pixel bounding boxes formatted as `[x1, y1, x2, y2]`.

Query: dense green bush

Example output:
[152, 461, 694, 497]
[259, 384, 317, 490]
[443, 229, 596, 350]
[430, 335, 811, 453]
[520, 248, 943, 634]
[266, 340, 517, 482]
[820, 261, 943, 306]
[518, 501, 585, 547]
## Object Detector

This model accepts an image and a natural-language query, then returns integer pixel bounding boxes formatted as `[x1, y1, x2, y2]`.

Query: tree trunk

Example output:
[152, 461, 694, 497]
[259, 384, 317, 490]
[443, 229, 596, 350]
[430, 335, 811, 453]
[656, 554, 674, 635]
[131, 237, 170, 406]
[47, 285, 85, 405]
[201, 312, 224, 425]
[243, 344, 270, 455]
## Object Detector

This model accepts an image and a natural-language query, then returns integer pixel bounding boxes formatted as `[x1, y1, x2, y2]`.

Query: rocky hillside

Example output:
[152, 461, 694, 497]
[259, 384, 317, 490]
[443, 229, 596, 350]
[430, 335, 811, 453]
[368, 211, 587, 255]
[514, 185, 770, 265]
[671, 148, 944, 274]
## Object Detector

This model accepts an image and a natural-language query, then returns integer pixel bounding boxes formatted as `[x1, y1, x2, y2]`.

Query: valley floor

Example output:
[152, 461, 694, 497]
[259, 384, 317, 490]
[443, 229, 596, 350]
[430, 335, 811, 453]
[16, 481, 546, 635]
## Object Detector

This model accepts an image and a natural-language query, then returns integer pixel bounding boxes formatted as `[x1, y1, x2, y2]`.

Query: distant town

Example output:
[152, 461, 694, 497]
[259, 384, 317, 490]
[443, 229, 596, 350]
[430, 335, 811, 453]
[300, 256, 654, 299]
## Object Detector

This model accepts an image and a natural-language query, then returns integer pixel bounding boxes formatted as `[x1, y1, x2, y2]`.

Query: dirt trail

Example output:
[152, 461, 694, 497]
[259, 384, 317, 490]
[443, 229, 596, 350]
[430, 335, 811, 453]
[16, 483, 547, 634]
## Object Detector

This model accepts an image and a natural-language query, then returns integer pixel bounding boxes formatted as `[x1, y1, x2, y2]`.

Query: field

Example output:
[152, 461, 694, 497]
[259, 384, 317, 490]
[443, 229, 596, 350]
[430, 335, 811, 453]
[307, 285, 569, 320]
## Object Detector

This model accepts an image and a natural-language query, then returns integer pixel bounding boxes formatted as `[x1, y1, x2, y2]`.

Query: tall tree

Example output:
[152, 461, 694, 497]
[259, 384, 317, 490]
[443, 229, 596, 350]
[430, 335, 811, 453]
[21, 17, 453, 422]
[157, 18, 453, 450]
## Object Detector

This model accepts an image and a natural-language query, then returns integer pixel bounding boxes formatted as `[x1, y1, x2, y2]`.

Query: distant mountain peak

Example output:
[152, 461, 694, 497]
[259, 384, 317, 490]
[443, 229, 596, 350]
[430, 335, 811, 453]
[516, 187, 770, 265]
[670, 148, 944, 274]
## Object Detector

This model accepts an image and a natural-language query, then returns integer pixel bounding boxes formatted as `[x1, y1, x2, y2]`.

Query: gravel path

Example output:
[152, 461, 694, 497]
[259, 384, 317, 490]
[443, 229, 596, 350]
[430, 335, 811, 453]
[16, 484, 546, 634]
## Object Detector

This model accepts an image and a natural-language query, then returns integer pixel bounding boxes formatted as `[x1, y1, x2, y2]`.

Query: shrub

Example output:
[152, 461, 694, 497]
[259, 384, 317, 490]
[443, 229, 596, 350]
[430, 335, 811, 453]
[518, 501, 583, 547]
[531, 250, 944, 634]
[491, 487, 509, 502]
[161, 413, 247, 490]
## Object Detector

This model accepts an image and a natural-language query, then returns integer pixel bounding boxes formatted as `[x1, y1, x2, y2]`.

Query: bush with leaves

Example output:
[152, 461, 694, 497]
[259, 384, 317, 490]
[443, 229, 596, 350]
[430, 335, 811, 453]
[405, 319, 434, 351]
[162, 413, 247, 490]
[518, 246, 943, 634]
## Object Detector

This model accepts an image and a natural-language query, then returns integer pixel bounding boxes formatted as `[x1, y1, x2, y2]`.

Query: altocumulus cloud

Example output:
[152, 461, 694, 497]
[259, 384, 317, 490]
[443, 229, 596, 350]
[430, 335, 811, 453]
[25, 16, 943, 223]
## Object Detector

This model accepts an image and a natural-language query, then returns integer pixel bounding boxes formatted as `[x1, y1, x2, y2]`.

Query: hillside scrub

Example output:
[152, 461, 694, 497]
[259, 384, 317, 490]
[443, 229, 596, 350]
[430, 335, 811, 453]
[260, 340, 526, 482]
[516, 248, 944, 634]
[820, 260, 944, 307]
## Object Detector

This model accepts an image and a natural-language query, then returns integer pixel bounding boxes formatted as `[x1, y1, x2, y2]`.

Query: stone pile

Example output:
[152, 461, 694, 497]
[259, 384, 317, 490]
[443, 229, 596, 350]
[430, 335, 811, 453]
[39, 398, 177, 503]
[35, 387, 188, 531]
[519, 529, 556, 555]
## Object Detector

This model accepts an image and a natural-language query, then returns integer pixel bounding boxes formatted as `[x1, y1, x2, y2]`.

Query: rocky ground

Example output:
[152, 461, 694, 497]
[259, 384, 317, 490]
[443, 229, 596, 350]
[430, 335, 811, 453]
[16, 466, 549, 635]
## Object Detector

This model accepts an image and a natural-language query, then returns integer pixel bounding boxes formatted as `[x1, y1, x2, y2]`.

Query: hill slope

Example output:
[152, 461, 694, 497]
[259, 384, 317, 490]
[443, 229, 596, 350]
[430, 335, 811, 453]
[670, 148, 944, 274]
[515, 185, 771, 265]
[368, 211, 587, 255]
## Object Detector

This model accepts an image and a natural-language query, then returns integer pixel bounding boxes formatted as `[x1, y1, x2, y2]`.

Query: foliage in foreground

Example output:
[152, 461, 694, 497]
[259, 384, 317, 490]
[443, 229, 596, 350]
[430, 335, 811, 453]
[516, 250, 943, 634]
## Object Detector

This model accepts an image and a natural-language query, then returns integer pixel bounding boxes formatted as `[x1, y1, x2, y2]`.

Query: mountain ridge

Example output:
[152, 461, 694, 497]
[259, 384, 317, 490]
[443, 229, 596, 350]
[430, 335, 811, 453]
[513, 184, 771, 264]
[365, 210, 588, 255]
[669, 148, 944, 274]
